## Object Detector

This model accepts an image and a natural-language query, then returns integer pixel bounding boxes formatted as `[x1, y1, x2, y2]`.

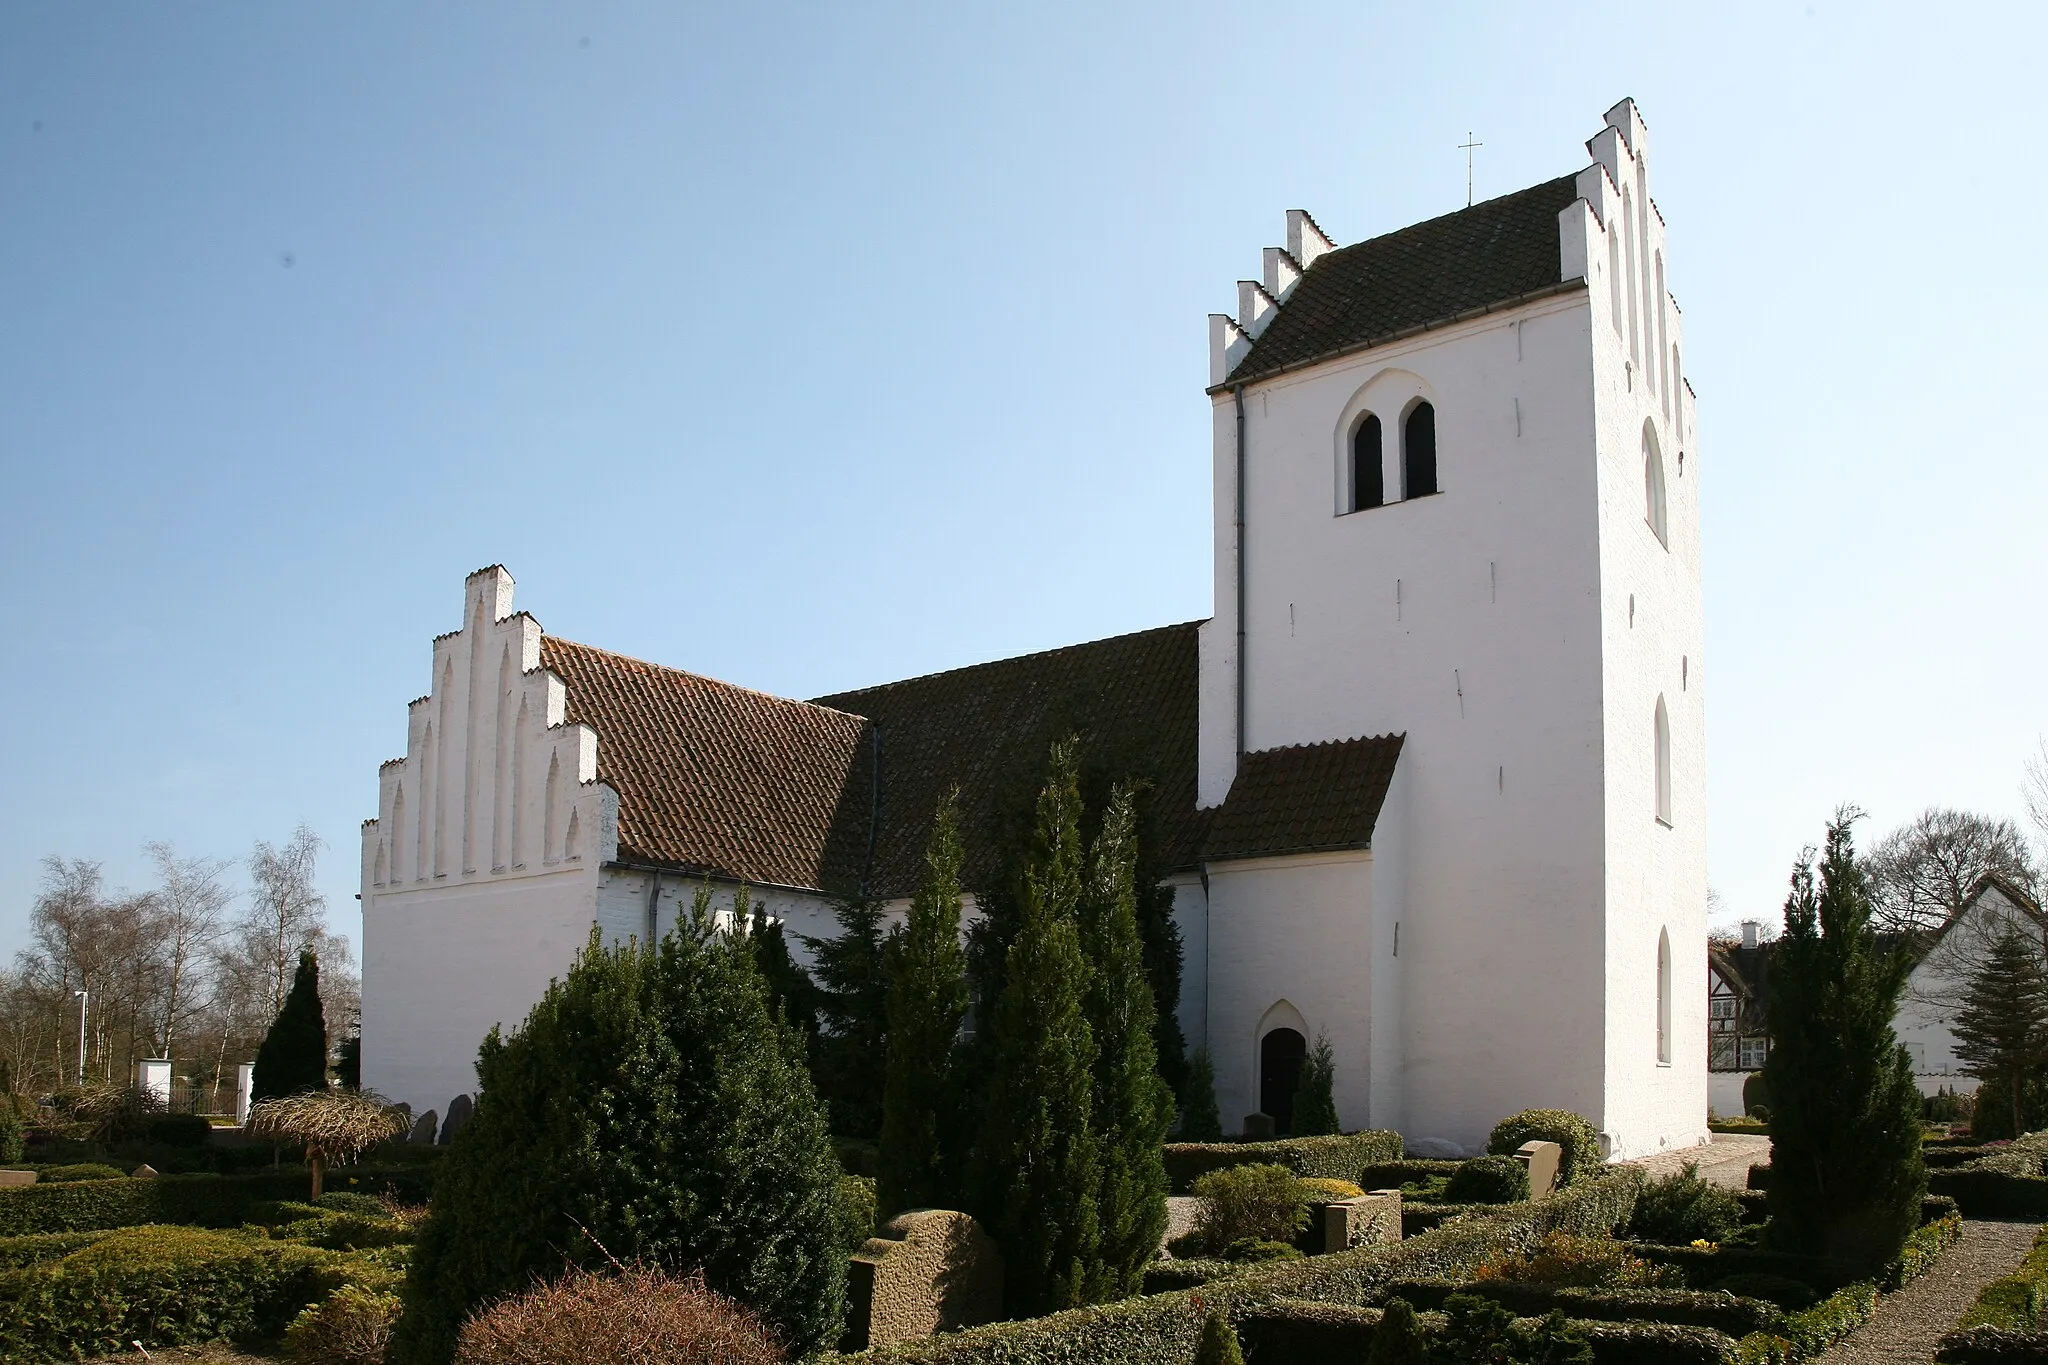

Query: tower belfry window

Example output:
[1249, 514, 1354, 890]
[1654, 696, 1673, 825]
[1351, 414, 1384, 511]
[1404, 402, 1438, 498]
[1644, 423, 1668, 547]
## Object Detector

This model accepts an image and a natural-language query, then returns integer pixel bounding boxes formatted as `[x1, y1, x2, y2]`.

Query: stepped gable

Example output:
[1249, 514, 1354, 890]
[540, 636, 873, 889]
[814, 622, 1207, 898]
[1201, 735, 1405, 862]
[1224, 175, 1583, 387]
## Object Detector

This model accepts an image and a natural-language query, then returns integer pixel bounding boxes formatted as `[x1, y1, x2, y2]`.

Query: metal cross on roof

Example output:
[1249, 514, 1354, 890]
[1460, 132, 1484, 207]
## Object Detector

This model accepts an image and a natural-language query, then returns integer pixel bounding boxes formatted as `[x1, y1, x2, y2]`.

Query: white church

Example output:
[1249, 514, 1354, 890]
[360, 99, 1707, 1160]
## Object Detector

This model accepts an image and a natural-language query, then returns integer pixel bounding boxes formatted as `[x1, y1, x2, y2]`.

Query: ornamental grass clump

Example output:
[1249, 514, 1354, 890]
[247, 1089, 407, 1200]
[1191, 1163, 1308, 1251]
[283, 1284, 401, 1365]
[453, 1265, 784, 1365]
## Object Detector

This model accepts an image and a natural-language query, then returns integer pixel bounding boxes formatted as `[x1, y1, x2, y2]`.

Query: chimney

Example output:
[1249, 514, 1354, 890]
[1740, 920, 1760, 950]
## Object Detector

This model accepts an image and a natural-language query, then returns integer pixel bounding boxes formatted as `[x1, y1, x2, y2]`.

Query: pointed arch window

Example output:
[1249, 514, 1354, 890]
[1644, 423, 1668, 547]
[1656, 928, 1673, 1064]
[1403, 401, 1437, 498]
[1351, 413, 1384, 511]
[1654, 695, 1673, 826]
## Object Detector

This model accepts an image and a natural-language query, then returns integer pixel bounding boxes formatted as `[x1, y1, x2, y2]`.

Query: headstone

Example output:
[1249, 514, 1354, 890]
[409, 1109, 439, 1145]
[1513, 1140, 1564, 1200]
[0, 1170, 34, 1188]
[130, 1164, 158, 1179]
[1241, 1112, 1276, 1140]
[440, 1093, 474, 1145]
[845, 1210, 1003, 1351]
[1323, 1191, 1402, 1252]
[235, 1063, 254, 1126]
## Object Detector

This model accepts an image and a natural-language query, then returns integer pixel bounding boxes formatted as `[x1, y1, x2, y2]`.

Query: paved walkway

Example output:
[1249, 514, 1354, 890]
[1624, 1132, 1771, 1188]
[1811, 1219, 2039, 1365]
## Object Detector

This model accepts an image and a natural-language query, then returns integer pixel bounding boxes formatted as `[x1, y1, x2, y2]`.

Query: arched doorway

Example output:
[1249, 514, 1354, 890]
[1260, 1027, 1307, 1134]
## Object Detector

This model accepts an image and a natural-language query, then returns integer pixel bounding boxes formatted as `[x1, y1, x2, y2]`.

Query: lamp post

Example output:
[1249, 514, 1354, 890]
[72, 989, 87, 1086]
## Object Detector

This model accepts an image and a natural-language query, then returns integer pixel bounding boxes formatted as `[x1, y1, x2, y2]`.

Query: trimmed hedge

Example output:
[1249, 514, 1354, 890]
[1487, 1109, 1604, 1188]
[1735, 1281, 1879, 1361]
[0, 1229, 110, 1268]
[0, 1166, 434, 1236]
[828, 1166, 1645, 1364]
[1162, 1131, 1403, 1192]
[1359, 1159, 1463, 1189]
[1143, 1258, 1246, 1293]
[1232, 1299, 1739, 1365]
[1954, 1224, 2048, 1332]
[0, 1225, 329, 1362]
[1403, 1202, 1494, 1236]
[1928, 1168, 2048, 1219]
[1936, 1326, 2048, 1363]
[1380, 1278, 1785, 1337]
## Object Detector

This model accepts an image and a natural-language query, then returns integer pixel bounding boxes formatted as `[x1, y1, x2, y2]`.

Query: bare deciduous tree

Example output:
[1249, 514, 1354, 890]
[245, 825, 329, 1016]
[1863, 807, 2038, 937]
[143, 842, 232, 1059]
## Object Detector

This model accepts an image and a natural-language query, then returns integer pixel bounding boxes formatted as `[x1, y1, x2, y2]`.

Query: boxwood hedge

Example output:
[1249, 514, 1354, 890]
[0, 1166, 433, 1236]
[1233, 1299, 1739, 1365]
[1936, 1326, 2048, 1363]
[1379, 1278, 1785, 1337]
[1162, 1131, 1403, 1192]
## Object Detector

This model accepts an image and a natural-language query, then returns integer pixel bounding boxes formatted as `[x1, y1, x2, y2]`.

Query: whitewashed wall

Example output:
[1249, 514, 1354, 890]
[1898, 883, 2040, 1089]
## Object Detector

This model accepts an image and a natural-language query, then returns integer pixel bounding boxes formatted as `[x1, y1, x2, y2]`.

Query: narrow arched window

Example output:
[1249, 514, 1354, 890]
[1644, 424, 1668, 547]
[1654, 695, 1673, 825]
[1656, 928, 1672, 1063]
[1351, 414, 1383, 511]
[1404, 402, 1437, 498]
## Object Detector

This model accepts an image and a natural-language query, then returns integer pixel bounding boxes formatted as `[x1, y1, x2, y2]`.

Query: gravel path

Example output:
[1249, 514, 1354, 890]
[1810, 1220, 2040, 1365]
[1624, 1132, 1771, 1188]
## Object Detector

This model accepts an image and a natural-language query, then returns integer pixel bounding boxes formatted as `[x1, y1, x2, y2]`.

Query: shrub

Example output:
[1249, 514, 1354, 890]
[35, 1162, 126, 1183]
[314, 1191, 391, 1217]
[1487, 1110, 1603, 1188]
[146, 1113, 214, 1147]
[1163, 1131, 1404, 1191]
[1292, 1033, 1339, 1136]
[1436, 1292, 1522, 1361]
[1192, 1309, 1244, 1365]
[1938, 1326, 2048, 1364]
[1743, 1073, 1772, 1120]
[0, 1223, 327, 1360]
[0, 1230, 109, 1269]
[453, 1264, 784, 1365]
[1708, 1273, 1818, 1311]
[1179, 1048, 1223, 1142]
[284, 1283, 401, 1365]
[1627, 1163, 1744, 1245]
[1476, 1233, 1677, 1290]
[1299, 1177, 1367, 1200]
[1221, 1237, 1301, 1263]
[395, 908, 843, 1364]
[0, 1097, 22, 1165]
[1384, 1277, 1786, 1338]
[836, 1175, 879, 1256]
[1193, 1164, 1309, 1251]
[1370, 1296, 1428, 1365]
[0, 1166, 431, 1235]
[254, 949, 331, 1102]
[1446, 1155, 1532, 1205]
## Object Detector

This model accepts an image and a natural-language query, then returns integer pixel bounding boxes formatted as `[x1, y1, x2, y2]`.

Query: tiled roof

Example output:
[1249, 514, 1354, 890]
[1201, 736, 1404, 862]
[542, 625, 1407, 897]
[815, 623, 1206, 896]
[541, 638, 873, 889]
[1225, 176, 1584, 387]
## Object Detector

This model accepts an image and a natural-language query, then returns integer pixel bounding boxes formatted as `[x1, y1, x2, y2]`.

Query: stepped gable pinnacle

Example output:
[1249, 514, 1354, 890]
[1222, 175, 1583, 387]
[1202, 735, 1405, 862]
[540, 636, 873, 889]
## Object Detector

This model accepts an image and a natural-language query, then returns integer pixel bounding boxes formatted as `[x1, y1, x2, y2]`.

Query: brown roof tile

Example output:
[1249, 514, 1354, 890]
[1201, 736, 1404, 862]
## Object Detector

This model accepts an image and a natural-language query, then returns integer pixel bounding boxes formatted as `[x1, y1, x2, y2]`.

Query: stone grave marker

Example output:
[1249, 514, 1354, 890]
[440, 1093, 474, 1145]
[409, 1109, 439, 1145]
[1514, 1140, 1563, 1200]
[846, 1210, 1003, 1351]
[1241, 1112, 1276, 1140]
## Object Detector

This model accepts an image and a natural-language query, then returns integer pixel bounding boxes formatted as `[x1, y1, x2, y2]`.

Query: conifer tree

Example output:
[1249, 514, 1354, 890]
[745, 890, 819, 1043]
[1368, 1297, 1429, 1365]
[252, 950, 328, 1102]
[394, 895, 844, 1365]
[1292, 1032, 1340, 1136]
[1179, 1047, 1223, 1141]
[1079, 783, 1174, 1297]
[879, 792, 971, 1217]
[1763, 813, 1926, 1271]
[973, 740, 1101, 1317]
[804, 893, 896, 1137]
[1193, 1309, 1245, 1365]
[1952, 920, 2048, 1140]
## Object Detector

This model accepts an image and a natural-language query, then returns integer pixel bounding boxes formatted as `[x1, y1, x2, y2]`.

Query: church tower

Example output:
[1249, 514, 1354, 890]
[1193, 99, 1706, 1157]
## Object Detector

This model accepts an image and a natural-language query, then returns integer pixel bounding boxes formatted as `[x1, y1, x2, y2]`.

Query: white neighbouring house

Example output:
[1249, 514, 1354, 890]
[361, 98, 1708, 1160]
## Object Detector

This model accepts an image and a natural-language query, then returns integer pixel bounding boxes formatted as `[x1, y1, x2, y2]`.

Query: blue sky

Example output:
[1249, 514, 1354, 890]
[4, 2, 2044, 958]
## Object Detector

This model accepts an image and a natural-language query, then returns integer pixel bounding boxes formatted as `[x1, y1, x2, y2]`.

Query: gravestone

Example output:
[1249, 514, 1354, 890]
[1513, 1140, 1563, 1200]
[0, 1170, 34, 1188]
[440, 1093, 474, 1145]
[130, 1164, 159, 1178]
[409, 1109, 439, 1145]
[845, 1210, 1003, 1351]
[1322, 1190, 1402, 1252]
[1241, 1112, 1276, 1140]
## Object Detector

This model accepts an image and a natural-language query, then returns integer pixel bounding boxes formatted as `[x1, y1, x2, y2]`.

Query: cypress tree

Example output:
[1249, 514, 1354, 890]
[805, 893, 896, 1138]
[1763, 814, 1926, 1271]
[1179, 1047, 1223, 1141]
[1292, 1032, 1340, 1136]
[1951, 921, 2048, 1140]
[1193, 1310, 1245, 1365]
[252, 950, 328, 1102]
[879, 792, 971, 1217]
[745, 890, 819, 1043]
[973, 740, 1101, 1317]
[394, 896, 843, 1365]
[1079, 783, 1174, 1298]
